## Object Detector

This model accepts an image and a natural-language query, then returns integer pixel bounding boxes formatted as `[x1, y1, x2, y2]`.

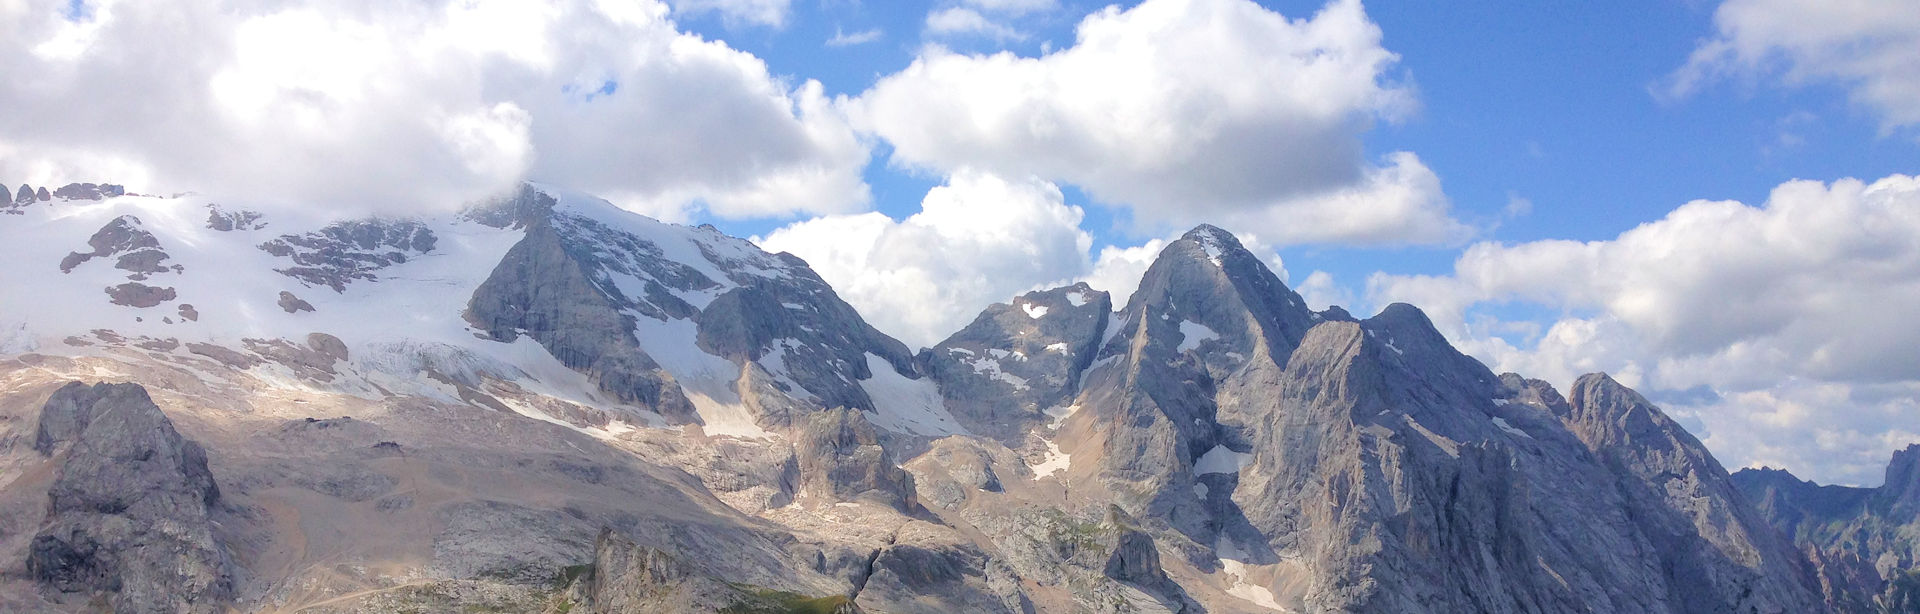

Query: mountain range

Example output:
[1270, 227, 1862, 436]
[0, 181, 1915, 613]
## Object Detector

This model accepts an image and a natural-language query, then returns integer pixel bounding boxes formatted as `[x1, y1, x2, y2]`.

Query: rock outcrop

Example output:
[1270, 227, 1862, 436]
[971, 224, 1826, 612]
[555, 528, 860, 614]
[26, 382, 234, 613]
[258, 219, 437, 291]
[51, 183, 125, 201]
[105, 282, 176, 308]
[921, 283, 1111, 442]
[795, 408, 917, 512]
[466, 184, 937, 433]
[59, 215, 168, 274]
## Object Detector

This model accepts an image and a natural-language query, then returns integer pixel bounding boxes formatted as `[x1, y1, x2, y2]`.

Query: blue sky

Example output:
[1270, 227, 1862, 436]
[5, 0, 1918, 485]
[675, 0, 1916, 287]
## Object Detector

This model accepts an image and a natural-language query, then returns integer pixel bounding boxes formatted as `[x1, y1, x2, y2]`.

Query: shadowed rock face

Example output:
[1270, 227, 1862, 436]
[466, 184, 925, 433]
[466, 216, 699, 423]
[922, 282, 1112, 442]
[27, 382, 234, 614]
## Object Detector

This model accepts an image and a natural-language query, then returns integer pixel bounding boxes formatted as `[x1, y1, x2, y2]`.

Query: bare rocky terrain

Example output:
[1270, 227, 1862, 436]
[0, 181, 1905, 612]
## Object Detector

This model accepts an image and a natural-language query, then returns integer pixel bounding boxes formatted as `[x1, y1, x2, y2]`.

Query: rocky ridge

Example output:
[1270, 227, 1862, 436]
[0, 180, 1899, 613]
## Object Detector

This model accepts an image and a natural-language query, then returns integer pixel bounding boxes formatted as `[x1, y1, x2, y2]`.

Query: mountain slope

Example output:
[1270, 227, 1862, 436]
[0, 180, 1879, 613]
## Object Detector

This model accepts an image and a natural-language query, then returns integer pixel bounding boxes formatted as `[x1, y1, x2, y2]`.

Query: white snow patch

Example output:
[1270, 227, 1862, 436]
[967, 356, 1030, 391]
[1044, 342, 1069, 353]
[859, 353, 967, 437]
[1194, 483, 1210, 499]
[1492, 417, 1532, 439]
[1021, 302, 1049, 319]
[1031, 439, 1071, 479]
[947, 347, 976, 356]
[1065, 291, 1089, 307]
[633, 316, 773, 439]
[1101, 311, 1128, 345]
[1177, 320, 1219, 352]
[1194, 445, 1253, 475]
[1493, 398, 1511, 406]
[1217, 537, 1286, 611]
[756, 338, 816, 401]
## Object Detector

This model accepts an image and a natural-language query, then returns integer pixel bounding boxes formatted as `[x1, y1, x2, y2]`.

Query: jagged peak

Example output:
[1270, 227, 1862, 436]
[1883, 443, 1920, 507]
[1173, 223, 1252, 269]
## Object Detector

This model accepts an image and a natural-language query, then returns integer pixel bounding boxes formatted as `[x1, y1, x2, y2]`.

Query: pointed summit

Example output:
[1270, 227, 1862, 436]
[923, 282, 1113, 441]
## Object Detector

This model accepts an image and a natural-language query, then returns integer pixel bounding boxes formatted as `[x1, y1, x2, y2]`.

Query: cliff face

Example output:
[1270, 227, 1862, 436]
[27, 382, 234, 614]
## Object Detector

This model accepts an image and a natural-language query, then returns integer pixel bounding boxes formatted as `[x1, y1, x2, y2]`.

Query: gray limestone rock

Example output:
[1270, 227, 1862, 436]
[60, 215, 167, 274]
[464, 183, 557, 230]
[957, 223, 1831, 613]
[105, 282, 176, 308]
[795, 408, 918, 512]
[855, 521, 1029, 614]
[26, 382, 234, 613]
[258, 219, 437, 291]
[560, 528, 861, 614]
[465, 216, 698, 423]
[205, 204, 265, 231]
[921, 282, 1112, 442]
[51, 183, 124, 201]
[278, 290, 315, 313]
[1734, 445, 1920, 608]
[466, 184, 924, 432]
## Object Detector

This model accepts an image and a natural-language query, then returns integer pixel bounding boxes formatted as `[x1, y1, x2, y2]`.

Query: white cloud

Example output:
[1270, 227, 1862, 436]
[670, 0, 792, 28]
[757, 169, 1095, 348]
[1369, 173, 1920, 485]
[855, 0, 1463, 246]
[925, 7, 1023, 41]
[827, 27, 883, 47]
[1667, 0, 1920, 132]
[1077, 239, 1167, 310]
[0, 0, 868, 220]
[1296, 271, 1353, 312]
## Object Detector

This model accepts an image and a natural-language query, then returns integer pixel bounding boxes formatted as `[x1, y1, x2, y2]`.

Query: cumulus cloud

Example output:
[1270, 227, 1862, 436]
[1077, 239, 1168, 310]
[1667, 0, 1920, 132]
[0, 0, 868, 219]
[757, 169, 1094, 348]
[1369, 173, 1920, 485]
[854, 0, 1463, 246]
